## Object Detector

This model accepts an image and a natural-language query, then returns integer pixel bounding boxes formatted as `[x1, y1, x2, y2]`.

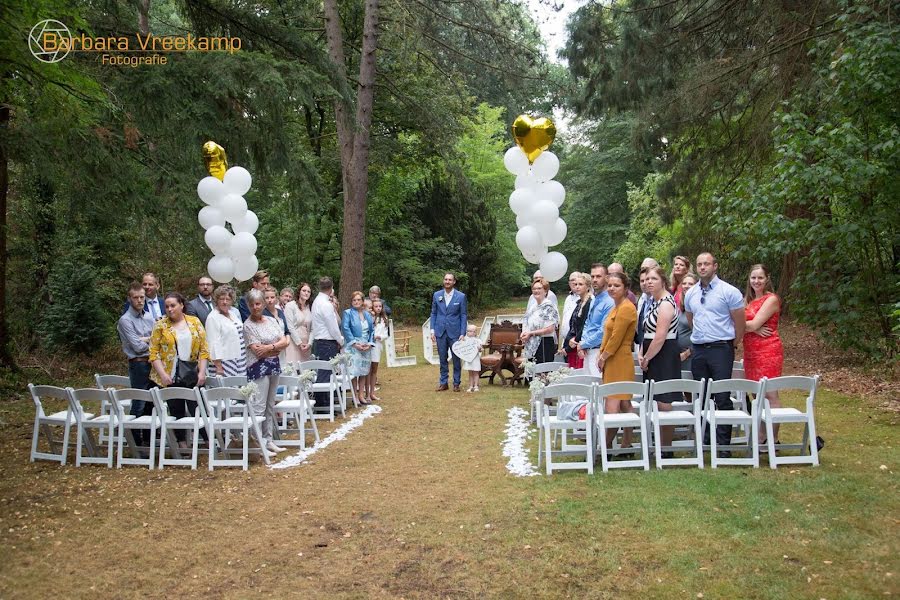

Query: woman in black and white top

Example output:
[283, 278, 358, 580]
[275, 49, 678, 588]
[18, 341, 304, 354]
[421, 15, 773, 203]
[638, 266, 682, 455]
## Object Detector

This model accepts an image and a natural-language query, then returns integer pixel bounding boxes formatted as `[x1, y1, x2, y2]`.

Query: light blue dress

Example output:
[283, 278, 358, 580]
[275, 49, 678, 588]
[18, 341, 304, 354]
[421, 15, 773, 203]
[348, 316, 372, 378]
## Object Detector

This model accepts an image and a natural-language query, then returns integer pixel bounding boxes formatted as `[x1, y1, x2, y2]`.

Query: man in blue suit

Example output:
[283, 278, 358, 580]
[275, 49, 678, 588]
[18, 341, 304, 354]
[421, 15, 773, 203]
[430, 272, 468, 392]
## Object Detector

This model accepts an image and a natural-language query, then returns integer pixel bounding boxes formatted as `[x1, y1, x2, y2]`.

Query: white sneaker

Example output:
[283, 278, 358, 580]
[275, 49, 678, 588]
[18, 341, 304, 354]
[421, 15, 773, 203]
[266, 441, 287, 453]
[466, 386, 473, 393]
[473, 386, 480, 392]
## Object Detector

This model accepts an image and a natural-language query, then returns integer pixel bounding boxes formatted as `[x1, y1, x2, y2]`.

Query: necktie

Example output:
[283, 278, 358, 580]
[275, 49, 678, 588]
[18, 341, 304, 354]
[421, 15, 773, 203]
[205, 300, 212, 312]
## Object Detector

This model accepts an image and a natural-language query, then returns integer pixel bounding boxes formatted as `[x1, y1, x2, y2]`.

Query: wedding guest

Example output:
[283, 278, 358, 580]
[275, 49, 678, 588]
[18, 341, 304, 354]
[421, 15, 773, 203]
[638, 266, 680, 457]
[597, 271, 638, 448]
[368, 285, 392, 317]
[368, 299, 390, 401]
[117, 282, 155, 447]
[559, 272, 581, 346]
[669, 255, 694, 312]
[526, 270, 558, 314]
[284, 282, 313, 363]
[522, 278, 560, 363]
[684, 252, 745, 456]
[185, 276, 215, 325]
[562, 272, 592, 368]
[677, 273, 698, 369]
[634, 266, 653, 350]
[608, 263, 637, 305]
[122, 272, 164, 320]
[204, 285, 247, 378]
[238, 270, 270, 321]
[577, 263, 615, 377]
[263, 286, 290, 336]
[243, 288, 289, 455]
[149, 292, 209, 446]
[311, 277, 344, 406]
[279, 287, 294, 309]
[743, 264, 784, 445]
[342, 291, 375, 405]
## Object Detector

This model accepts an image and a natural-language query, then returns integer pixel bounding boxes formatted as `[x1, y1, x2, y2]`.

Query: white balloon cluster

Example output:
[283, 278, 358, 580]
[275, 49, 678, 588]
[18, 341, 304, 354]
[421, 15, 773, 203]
[196, 167, 260, 283]
[503, 147, 569, 282]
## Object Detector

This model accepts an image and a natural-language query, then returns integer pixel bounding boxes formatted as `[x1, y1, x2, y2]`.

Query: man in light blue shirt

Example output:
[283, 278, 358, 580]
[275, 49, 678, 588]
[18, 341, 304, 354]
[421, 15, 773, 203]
[684, 252, 745, 455]
[577, 263, 615, 377]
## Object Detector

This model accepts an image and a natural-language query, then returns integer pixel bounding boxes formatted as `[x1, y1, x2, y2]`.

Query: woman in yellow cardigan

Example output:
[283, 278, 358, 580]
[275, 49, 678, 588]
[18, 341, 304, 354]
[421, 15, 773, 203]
[597, 272, 638, 450]
[149, 292, 209, 446]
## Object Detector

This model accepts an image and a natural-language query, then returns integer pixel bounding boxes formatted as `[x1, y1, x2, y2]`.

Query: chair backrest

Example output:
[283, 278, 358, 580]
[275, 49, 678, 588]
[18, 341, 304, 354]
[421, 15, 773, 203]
[563, 375, 603, 385]
[151, 386, 201, 419]
[648, 378, 705, 396]
[761, 375, 818, 395]
[67, 387, 109, 420]
[487, 321, 521, 350]
[533, 362, 565, 375]
[199, 387, 245, 423]
[299, 360, 333, 372]
[28, 384, 69, 417]
[94, 374, 131, 390]
[109, 388, 153, 419]
[596, 380, 648, 402]
[277, 375, 300, 399]
[542, 382, 595, 402]
[705, 378, 765, 398]
[219, 375, 248, 388]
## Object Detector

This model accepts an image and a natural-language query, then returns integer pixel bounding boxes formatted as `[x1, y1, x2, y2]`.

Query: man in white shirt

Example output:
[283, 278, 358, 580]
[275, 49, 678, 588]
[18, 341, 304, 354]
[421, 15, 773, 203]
[311, 277, 344, 406]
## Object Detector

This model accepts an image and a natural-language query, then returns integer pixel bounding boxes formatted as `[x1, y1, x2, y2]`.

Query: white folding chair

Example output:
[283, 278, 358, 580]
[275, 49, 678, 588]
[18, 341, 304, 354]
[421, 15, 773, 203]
[274, 374, 319, 448]
[109, 388, 158, 469]
[94, 374, 131, 444]
[705, 378, 763, 468]
[300, 360, 342, 421]
[759, 375, 821, 468]
[67, 388, 115, 467]
[596, 381, 651, 471]
[151, 387, 201, 469]
[28, 384, 77, 464]
[200, 387, 268, 470]
[648, 378, 705, 469]
[332, 363, 359, 410]
[541, 383, 595, 475]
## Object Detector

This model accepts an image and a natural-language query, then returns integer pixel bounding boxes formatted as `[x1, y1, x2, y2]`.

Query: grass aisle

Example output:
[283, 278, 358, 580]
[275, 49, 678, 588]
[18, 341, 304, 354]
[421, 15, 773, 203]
[0, 353, 897, 598]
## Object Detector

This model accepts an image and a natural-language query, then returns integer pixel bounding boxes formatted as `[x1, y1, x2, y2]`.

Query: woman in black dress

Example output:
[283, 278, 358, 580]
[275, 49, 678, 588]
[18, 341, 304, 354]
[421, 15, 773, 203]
[562, 272, 592, 368]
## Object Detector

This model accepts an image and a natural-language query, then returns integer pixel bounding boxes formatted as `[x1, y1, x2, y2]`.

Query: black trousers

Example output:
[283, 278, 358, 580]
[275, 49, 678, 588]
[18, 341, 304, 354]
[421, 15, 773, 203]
[166, 398, 207, 442]
[312, 339, 339, 407]
[691, 341, 735, 447]
[127, 360, 154, 446]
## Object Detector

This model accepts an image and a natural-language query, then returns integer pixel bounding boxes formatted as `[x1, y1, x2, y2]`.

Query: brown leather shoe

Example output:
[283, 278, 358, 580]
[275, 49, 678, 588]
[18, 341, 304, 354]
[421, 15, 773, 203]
[435, 384, 449, 392]
[453, 385, 461, 392]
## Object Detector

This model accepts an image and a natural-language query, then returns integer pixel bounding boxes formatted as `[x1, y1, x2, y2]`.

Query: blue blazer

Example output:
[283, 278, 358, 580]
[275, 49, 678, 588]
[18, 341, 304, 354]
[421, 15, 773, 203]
[430, 289, 468, 339]
[341, 308, 375, 343]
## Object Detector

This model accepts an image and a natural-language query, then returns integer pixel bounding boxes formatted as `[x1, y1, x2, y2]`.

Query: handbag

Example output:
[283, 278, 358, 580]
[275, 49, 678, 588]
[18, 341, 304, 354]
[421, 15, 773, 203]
[173, 358, 199, 388]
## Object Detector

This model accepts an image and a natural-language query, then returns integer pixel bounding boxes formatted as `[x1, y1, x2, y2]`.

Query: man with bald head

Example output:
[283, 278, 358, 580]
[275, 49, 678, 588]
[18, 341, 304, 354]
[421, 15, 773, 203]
[683, 252, 745, 456]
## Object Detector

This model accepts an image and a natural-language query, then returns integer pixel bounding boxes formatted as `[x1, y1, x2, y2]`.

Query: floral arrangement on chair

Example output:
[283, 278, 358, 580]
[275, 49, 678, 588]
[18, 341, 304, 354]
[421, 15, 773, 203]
[329, 352, 351, 370]
[281, 363, 296, 376]
[238, 381, 258, 402]
[527, 366, 573, 398]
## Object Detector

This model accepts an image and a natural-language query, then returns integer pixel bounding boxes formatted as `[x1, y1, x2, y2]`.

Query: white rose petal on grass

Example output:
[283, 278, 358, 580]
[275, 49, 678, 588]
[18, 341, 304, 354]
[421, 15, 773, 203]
[270, 405, 382, 469]
[502, 406, 539, 477]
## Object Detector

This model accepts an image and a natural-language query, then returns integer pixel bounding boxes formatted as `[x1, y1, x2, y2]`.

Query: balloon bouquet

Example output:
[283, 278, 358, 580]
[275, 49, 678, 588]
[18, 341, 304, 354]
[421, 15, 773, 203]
[503, 115, 568, 281]
[195, 142, 261, 283]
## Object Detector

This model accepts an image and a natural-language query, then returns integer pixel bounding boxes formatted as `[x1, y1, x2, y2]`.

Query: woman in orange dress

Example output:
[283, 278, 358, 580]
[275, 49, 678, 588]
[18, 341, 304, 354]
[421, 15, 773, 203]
[597, 271, 638, 449]
[743, 264, 784, 443]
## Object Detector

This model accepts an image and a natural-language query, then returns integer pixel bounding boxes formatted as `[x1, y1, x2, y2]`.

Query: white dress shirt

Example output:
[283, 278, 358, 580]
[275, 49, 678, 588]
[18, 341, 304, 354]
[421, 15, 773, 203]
[205, 308, 244, 361]
[145, 295, 163, 320]
[311, 292, 344, 344]
[559, 292, 579, 344]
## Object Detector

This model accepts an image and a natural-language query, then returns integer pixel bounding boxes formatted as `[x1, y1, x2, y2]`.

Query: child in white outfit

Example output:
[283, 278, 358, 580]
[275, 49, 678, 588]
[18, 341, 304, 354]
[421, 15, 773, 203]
[463, 324, 483, 392]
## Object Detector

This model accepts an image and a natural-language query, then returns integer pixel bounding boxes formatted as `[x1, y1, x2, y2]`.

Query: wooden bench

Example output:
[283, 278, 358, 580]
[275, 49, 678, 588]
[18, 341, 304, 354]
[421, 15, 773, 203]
[479, 320, 525, 386]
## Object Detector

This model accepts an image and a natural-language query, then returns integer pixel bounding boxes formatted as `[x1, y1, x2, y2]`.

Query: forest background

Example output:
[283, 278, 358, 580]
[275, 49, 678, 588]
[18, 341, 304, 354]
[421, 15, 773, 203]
[0, 0, 896, 375]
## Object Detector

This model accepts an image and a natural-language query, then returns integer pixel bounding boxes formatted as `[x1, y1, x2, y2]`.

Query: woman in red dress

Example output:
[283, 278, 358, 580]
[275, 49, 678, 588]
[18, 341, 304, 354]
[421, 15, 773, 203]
[743, 264, 784, 443]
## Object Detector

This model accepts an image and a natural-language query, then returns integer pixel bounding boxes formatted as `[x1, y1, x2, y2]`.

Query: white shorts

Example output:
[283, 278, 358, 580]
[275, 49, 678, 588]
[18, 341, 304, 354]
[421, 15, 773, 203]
[586, 348, 601, 377]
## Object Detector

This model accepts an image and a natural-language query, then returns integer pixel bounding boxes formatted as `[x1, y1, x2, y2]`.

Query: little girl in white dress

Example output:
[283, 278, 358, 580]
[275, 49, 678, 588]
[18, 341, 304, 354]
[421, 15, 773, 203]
[462, 324, 483, 392]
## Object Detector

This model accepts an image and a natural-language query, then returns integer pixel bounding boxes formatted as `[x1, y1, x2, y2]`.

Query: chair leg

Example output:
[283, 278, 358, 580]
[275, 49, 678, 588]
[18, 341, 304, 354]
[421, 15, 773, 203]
[75, 423, 84, 467]
[695, 414, 704, 469]
[61, 419, 72, 465]
[116, 423, 125, 468]
[191, 422, 200, 470]
[766, 418, 777, 469]
[544, 423, 553, 475]
[710, 413, 718, 469]
[807, 416, 820, 467]
[242, 423, 249, 470]
[148, 426, 156, 470]
[653, 417, 663, 469]
[30, 416, 41, 462]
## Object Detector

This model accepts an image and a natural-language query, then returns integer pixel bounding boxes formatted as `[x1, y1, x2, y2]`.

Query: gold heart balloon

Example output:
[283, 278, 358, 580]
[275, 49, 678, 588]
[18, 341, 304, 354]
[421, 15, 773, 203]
[202, 141, 228, 181]
[512, 115, 556, 164]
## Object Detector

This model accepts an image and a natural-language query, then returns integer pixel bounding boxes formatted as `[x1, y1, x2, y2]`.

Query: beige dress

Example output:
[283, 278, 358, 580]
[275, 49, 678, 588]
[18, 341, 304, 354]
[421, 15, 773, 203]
[283, 301, 312, 363]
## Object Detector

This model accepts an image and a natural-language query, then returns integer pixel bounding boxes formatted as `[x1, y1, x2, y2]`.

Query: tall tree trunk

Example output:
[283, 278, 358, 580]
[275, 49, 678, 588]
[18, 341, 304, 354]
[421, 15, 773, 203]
[324, 0, 380, 308]
[138, 0, 151, 35]
[0, 94, 14, 369]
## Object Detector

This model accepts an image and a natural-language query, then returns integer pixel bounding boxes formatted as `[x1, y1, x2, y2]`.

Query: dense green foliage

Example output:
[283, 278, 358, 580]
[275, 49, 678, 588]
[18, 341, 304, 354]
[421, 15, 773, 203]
[563, 0, 898, 357]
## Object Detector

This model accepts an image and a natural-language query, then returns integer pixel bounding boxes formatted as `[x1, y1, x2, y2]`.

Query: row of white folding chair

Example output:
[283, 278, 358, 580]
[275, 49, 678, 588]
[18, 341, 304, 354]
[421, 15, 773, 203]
[93, 374, 131, 445]
[540, 383, 596, 474]
[292, 360, 344, 421]
[32, 383, 270, 470]
[200, 386, 269, 470]
[756, 375, 820, 468]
